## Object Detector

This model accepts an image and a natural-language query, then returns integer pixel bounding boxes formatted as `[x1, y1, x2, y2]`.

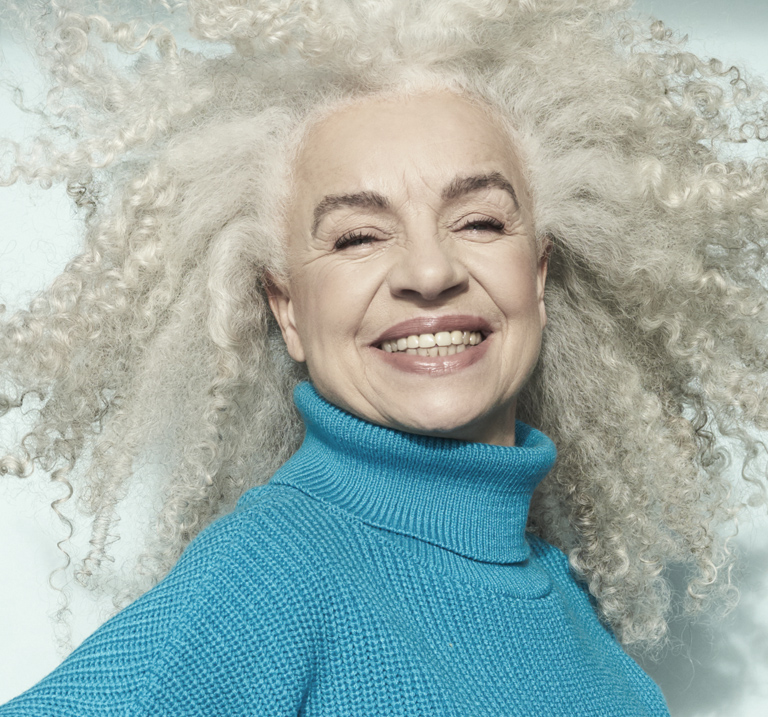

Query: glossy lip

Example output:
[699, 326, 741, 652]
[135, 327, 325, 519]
[372, 314, 493, 346]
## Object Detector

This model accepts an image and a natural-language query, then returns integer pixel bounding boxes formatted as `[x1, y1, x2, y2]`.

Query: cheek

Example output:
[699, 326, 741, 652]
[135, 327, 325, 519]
[471, 246, 541, 317]
[289, 262, 375, 361]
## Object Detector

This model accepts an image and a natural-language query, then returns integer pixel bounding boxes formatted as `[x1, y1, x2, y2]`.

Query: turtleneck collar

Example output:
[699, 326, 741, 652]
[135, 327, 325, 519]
[270, 382, 557, 565]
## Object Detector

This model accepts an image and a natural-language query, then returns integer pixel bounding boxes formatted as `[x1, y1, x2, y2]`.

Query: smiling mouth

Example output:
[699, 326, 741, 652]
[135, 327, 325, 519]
[379, 330, 485, 356]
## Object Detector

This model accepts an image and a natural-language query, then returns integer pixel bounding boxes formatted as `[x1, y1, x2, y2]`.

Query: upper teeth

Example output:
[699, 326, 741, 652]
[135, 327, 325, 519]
[380, 330, 483, 356]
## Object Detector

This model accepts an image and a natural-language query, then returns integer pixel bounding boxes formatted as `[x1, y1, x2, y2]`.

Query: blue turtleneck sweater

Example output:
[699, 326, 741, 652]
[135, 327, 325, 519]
[1, 382, 669, 716]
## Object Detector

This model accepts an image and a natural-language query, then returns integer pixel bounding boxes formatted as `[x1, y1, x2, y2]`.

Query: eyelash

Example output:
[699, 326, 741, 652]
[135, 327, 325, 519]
[333, 217, 505, 250]
[461, 217, 505, 232]
[334, 231, 378, 250]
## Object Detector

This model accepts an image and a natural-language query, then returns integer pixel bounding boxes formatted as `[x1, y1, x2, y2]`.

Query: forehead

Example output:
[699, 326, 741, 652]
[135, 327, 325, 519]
[292, 91, 524, 203]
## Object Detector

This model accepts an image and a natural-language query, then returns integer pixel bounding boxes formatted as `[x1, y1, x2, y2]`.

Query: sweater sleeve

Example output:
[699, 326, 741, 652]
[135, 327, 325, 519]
[0, 507, 317, 716]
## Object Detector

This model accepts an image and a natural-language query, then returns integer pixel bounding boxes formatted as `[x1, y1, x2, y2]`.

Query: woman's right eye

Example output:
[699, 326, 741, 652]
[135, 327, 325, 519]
[334, 231, 378, 250]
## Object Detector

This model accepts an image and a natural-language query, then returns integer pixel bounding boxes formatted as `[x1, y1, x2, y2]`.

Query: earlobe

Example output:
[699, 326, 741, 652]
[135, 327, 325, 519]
[538, 278, 548, 329]
[537, 238, 551, 329]
[264, 273, 307, 363]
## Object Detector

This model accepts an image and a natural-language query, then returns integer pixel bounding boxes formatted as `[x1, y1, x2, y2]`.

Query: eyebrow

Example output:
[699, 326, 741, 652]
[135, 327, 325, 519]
[310, 171, 518, 235]
[312, 191, 391, 235]
[441, 172, 518, 205]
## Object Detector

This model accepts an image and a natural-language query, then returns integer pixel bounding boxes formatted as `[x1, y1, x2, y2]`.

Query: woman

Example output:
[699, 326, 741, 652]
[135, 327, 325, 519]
[1, 0, 766, 713]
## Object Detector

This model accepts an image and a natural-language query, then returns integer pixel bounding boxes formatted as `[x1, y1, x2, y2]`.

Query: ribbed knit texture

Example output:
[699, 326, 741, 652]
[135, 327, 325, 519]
[1, 382, 669, 716]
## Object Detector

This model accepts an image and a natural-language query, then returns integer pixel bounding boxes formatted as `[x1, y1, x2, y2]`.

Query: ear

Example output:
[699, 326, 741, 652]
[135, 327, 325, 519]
[264, 273, 306, 363]
[536, 236, 551, 330]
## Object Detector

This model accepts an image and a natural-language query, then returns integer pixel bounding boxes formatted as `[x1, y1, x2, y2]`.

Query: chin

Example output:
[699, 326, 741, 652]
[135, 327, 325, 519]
[383, 391, 516, 444]
[391, 407, 491, 441]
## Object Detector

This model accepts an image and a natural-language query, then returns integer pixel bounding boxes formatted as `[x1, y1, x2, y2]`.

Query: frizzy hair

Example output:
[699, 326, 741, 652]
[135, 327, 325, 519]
[1, 0, 767, 649]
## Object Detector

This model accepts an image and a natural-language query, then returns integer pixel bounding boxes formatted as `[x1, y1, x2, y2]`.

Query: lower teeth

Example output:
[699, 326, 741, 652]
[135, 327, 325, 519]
[403, 343, 469, 356]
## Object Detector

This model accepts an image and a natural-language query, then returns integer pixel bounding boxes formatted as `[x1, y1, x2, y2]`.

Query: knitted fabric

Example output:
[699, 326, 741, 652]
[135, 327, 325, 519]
[1, 382, 669, 716]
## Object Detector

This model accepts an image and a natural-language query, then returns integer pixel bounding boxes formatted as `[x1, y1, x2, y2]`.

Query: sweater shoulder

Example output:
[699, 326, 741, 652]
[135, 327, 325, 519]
[195, 480, 335, 555]
[172, 481, 337, 596]
[0, 483, 327, 717]
[181, 480, 324, 554]
[527, 532, 569, 566]
[528, 533, 596, 605]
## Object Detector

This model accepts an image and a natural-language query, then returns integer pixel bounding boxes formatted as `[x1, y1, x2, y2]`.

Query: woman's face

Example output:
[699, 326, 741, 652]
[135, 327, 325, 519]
[268, 91, 547, 446]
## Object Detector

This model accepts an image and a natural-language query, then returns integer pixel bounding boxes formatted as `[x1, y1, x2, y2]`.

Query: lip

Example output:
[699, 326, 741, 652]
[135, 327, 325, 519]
[372, 314, 493, 346]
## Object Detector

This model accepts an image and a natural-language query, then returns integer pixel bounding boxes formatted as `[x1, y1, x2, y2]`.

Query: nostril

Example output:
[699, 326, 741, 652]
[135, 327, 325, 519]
[392, 279, 469, 303]
[388, 246, 469, 300]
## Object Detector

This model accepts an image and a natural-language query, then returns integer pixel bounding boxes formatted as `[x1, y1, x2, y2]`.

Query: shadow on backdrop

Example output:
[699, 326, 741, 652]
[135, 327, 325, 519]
[638, 542, 768, 716]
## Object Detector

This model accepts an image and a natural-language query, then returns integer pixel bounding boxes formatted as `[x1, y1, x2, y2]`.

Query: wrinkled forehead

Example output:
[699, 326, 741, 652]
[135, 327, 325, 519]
[285, 89, 534, 231]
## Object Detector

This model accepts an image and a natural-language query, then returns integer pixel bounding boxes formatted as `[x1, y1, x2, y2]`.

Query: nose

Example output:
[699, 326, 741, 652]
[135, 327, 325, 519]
[388, 228, 469, 301]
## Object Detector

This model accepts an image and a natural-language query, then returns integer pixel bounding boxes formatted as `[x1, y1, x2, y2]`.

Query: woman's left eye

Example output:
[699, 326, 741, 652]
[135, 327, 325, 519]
[459, 217, 505, 232]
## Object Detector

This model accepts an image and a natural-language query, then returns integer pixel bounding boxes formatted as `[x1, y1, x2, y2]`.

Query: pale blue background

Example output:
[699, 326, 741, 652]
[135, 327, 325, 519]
[0, 2, 766, 713]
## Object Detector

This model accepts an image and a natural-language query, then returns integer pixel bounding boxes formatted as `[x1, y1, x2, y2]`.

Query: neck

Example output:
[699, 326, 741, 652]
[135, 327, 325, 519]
[269, 382, 556, 564]
[440, 396, 518, 446]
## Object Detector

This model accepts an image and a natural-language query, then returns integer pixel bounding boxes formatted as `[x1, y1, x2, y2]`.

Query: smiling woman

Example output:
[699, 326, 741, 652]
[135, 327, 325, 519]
[1, 0, 768, 715]
[268, 91, 547, 446]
